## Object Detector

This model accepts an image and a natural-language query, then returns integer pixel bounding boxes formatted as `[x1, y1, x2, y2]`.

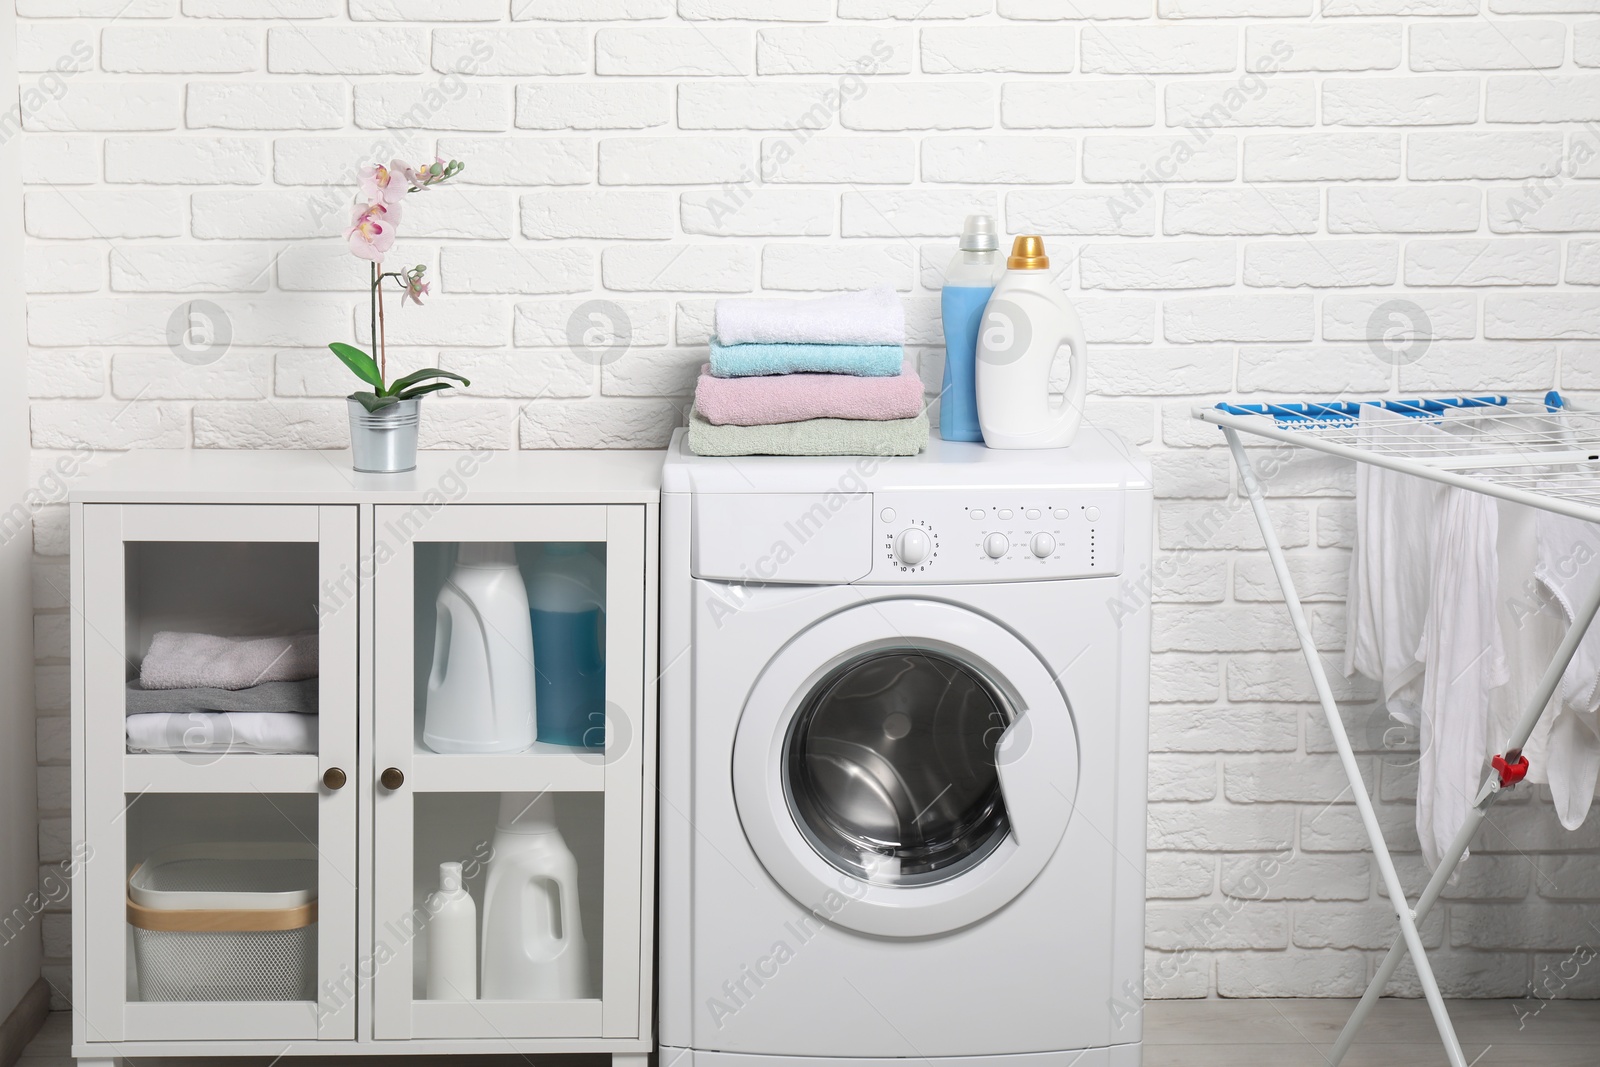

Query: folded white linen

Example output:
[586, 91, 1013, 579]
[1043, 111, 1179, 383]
[126, 712, 318, 755]
[139, 632, 318, 691]
[713, 286, 905, 346]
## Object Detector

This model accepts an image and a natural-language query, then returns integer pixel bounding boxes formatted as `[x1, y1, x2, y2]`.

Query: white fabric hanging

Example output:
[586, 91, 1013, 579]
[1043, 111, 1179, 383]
[1532, 509, 1600, 830]
[1414, 487, 1508, 870]
[1344, 408, 1448, 725]
[1488, 499, 1558, 791]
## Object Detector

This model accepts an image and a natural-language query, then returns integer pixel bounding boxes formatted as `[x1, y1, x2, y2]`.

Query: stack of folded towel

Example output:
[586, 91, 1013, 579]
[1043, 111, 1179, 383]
[126, 632, 319, 755]
[688, 286, 930, 457]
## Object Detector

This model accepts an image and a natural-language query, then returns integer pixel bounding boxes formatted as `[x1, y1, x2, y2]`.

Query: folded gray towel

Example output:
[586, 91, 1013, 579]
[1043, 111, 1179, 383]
[139, 632, 319, 691]
[687, 407, 928, 457]
[125, 680, 318, 718]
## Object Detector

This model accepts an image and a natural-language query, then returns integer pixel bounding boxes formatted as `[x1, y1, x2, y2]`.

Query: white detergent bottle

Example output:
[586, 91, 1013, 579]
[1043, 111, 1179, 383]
[974, 235, 1088, 450]
[422, 543, 538, 753]
[425, 861, 477, 1001]
[480, 793, 589, 1001]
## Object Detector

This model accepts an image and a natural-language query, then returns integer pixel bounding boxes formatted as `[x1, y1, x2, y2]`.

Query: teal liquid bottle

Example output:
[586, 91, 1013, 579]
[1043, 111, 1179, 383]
[940, 215, 1003, 443]
[520, 543, 606, 748]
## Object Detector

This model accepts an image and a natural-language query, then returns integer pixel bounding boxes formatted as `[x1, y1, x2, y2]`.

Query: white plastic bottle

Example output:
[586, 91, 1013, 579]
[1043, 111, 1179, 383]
[422, 542, 538, 753]
[480, 793, 589, 1001]
[974, 235, 1089, 450]
[425, 861, 477, 1001]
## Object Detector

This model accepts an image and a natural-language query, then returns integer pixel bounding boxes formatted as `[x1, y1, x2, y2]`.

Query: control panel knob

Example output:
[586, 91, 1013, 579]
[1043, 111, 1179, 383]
[983, 533, 1010, 559]
[893, 528, 932, 567]
[1030, 532, 1056, 558]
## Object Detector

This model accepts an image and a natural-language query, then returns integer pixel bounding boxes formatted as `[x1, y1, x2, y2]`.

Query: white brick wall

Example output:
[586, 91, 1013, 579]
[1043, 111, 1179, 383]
[19, 1, 1600, 1012]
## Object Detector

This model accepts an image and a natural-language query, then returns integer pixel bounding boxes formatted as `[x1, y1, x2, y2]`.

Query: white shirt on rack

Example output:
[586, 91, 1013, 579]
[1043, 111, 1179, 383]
[1415, 486, 1509, 870]
[1532, 509, 1600, 830]
[1344, 408, 1448, 725]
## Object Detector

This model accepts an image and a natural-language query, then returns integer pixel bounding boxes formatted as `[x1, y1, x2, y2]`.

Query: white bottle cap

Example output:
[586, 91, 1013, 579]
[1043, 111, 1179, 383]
[439, 861, 463, 893]
[960, 214, 999, 253]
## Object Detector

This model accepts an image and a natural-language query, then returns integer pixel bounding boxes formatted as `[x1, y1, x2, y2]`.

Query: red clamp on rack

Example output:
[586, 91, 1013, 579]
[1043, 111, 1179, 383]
[1493, 753, 1530, 788]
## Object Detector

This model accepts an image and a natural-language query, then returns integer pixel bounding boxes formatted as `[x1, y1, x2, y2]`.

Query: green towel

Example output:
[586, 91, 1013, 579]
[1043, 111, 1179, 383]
[688, 407, 928, 457]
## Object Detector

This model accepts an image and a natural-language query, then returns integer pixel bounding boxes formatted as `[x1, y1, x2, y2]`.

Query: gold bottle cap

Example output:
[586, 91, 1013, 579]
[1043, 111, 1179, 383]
[1007, 235, 1050, 270]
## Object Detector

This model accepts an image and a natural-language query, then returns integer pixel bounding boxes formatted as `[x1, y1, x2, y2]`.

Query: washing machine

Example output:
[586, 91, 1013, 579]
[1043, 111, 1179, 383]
[659, 426, 1153, 1067]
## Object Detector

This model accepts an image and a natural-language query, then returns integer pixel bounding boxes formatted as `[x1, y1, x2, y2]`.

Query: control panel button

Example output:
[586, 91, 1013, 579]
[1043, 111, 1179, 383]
[983, 533, 1009, 559]
[970, 509, 986, 520]
[1085, 506, 1101, 522]
[1053, 508, 1070, 520]
[997, 508, 1014, 520]
[893, 528, 932, 567]
[1025, 508, 1041, 520]
[1030, 532, 1056, 558]
[880, 507, 896, 523]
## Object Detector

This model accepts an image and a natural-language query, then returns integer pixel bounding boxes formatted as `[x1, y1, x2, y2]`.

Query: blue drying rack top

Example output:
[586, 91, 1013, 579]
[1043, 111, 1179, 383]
[1214, 392, 1566, 427]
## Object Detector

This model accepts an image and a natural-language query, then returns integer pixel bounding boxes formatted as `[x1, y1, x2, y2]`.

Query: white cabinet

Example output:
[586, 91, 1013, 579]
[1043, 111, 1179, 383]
[70, 452, 659, 1066]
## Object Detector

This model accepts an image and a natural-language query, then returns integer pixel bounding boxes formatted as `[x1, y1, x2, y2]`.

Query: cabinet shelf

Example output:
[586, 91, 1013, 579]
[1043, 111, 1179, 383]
[409, 999, 602, 1040]
[407, 745, 607, 793]
[123, 754, 322, 795]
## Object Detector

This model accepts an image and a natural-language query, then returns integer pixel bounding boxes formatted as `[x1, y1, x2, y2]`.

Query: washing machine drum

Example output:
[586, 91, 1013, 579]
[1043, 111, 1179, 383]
[788, 649, 1012, 887]
[733, 600, 1080, 938]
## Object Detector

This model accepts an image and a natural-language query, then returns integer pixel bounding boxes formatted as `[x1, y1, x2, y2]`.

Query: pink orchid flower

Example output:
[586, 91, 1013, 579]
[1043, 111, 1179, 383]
[402, 265, 430, 306]
[345, 201, 399, 263]
[358, 159, 410, 206]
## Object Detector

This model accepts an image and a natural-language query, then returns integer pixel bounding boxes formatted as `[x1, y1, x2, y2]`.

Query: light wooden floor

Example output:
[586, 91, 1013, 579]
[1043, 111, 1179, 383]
[21, 1001, 1600, 1066]
[1143, 997, 1600, 1067]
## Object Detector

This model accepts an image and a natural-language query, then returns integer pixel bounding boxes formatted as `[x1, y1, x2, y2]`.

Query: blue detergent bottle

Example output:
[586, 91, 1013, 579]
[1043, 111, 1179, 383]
[940, 214, 1004, 443]
[522, 543, 606, 748]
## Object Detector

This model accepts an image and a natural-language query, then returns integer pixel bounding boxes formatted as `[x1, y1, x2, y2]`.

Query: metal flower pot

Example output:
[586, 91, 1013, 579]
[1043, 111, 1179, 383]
[347, 397, 420, 474]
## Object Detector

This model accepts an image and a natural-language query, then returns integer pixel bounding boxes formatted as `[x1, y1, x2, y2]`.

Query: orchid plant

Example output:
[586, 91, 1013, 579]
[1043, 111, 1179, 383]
[331, 158, 471, 413]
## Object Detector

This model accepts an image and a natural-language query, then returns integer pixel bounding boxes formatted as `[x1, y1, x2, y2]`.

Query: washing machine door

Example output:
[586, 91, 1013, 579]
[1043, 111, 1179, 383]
[732, 599, 1079, 938]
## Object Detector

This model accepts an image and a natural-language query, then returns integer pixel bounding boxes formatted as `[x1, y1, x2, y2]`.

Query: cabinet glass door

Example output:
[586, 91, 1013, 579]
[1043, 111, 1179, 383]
[370, 505, 646, 1041]
[78, 505, 358, 1043]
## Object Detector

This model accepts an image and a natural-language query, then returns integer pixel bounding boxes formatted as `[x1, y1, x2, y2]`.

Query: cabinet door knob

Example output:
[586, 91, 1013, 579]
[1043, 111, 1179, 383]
[380, 767, 405, 790]
[322, 767, 347, 790]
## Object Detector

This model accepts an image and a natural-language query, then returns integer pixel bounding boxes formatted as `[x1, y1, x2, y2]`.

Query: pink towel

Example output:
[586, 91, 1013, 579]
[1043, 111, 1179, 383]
[694, 359, 925, 426]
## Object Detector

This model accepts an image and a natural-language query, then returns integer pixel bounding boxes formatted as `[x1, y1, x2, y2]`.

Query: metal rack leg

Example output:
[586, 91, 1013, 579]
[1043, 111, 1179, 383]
[1328, 552, 1600, 1065]
[1223, 429, 1467, 1067]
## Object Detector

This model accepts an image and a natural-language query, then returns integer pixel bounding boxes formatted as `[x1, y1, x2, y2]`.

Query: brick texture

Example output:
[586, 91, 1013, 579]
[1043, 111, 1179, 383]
[19, 3, 1600, 1010]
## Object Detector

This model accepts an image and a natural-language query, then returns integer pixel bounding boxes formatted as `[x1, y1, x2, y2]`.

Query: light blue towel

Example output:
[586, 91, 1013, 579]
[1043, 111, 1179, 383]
[709, 338, 904, 378]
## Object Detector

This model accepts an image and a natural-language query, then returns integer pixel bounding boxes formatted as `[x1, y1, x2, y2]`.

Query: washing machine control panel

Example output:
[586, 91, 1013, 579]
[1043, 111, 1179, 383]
[868, 489, 1125, 583]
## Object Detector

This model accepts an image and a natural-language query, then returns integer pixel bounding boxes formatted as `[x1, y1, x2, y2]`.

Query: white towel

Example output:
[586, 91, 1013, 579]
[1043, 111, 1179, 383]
[1344, 408, 1447, 725]
[1532, 509, 1600, 829]
[714, 286, 905, 347]
[126, 712, 318, 755]
[1415, 487, 1508, 870]
[139, 632, 318, 691]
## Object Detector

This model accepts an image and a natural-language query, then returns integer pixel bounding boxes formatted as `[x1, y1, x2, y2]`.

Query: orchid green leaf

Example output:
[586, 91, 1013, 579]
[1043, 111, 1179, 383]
[329, 343, 384, 390]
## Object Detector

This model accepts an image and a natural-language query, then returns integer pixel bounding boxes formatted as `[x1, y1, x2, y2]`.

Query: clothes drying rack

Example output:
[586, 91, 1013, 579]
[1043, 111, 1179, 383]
[1195, 392, 1600, 1067]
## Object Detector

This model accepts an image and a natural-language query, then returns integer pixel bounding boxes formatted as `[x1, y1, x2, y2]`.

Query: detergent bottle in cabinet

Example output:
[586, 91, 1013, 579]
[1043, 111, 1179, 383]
[422, 543, 538, 754]
[939, 214, 1004, 443]
[522, 544, 606, 749]
[480, 793, 589, 1001]
[425, 862, 477, 1001]
[974, 236, 1088, 450]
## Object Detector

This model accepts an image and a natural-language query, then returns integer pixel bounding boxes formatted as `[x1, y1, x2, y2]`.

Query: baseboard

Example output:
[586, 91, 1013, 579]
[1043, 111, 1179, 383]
[0, 979, 50, 1067]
